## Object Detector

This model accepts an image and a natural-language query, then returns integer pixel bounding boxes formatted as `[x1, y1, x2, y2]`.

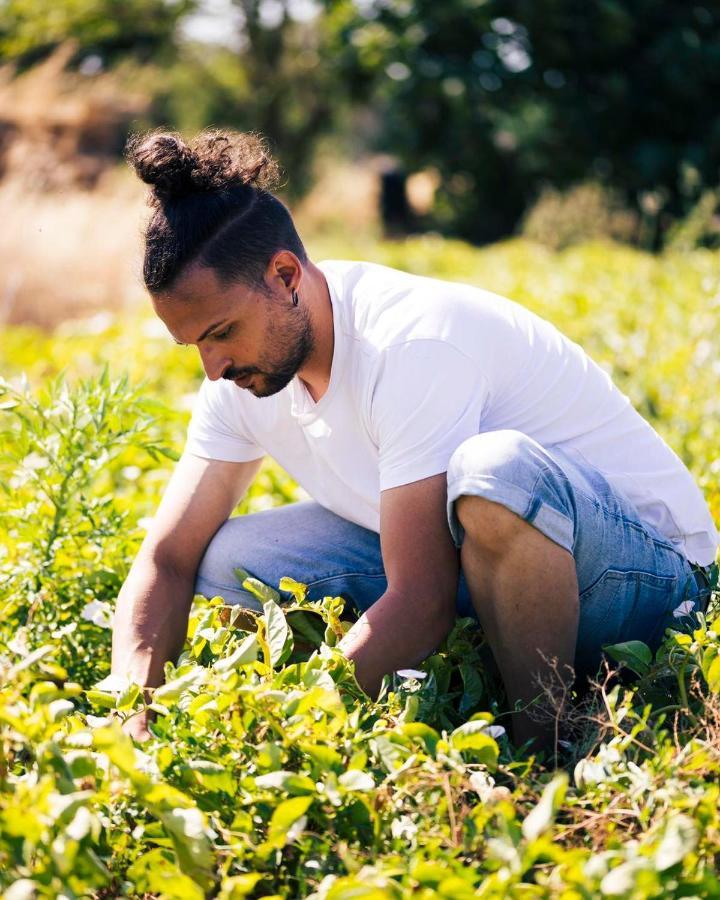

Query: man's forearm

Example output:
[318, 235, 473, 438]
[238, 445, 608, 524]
[111, 551, 195, 689]
[337, 588, 455, 698]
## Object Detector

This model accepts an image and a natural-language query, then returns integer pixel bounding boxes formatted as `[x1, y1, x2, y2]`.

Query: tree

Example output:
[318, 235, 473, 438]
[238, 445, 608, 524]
[326, 0, 720, 243]
[0, 0, 195, 69]
[153, 1, 343, 197]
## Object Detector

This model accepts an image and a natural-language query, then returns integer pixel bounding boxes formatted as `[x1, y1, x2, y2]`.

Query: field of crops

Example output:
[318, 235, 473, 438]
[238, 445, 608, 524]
[1, 236, 719, 898]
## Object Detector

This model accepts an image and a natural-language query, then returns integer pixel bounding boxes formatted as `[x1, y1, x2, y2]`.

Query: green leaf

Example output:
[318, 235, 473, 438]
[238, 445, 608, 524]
[219, 873, 266, 899]
[159, 806, 214, 888]
[279, 576, 309, 602]
[127, 848, 205, 899]
[268, 795, 313, 843]
[600, 860, 648, 896]
[154, 667, 206, 703]
[286, 609, 326, 647]
[399, 722, 440, 756]
[213, 632, 259, 673]
[297, 742, 343, 774]
[255, 771, 316, 795]
[263, 598, 293, 667]
[116, 682, 141, 711]
[449, 720, 499, 768]
[187, 760, 236, 795]
[705, 654, 720, 693]
[48, 698, 74, 721]
[235, 568, 280, 603]
[94, 726, 146, 783]
[458, 661, 485, 716]
[603, 640, 653, 676]
[521, 773, 568, 841]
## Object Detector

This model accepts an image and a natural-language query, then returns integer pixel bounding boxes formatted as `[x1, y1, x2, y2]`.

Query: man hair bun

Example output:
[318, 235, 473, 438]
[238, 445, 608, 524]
[125, 128, 281, 203]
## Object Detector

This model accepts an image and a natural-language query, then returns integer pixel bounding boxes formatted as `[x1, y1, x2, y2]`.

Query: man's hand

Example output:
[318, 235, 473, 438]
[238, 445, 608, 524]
[338, 473, 458, 697]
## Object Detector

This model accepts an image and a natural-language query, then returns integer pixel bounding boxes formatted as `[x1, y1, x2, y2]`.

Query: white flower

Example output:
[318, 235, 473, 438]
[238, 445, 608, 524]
[81, 600, 114, 629]
[391, 815, 418, 841]
[485, 725, 506, 739]
[673, 600, 695, 619]
[396, 669, 427, 680]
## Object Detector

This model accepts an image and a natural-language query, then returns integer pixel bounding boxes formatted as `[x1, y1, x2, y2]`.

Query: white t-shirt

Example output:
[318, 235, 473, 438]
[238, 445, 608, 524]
[185, 260, 719, 567]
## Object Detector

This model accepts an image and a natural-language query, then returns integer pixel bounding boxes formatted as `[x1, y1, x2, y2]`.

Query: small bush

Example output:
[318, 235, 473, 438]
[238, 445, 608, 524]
[521, 181, 639, 250]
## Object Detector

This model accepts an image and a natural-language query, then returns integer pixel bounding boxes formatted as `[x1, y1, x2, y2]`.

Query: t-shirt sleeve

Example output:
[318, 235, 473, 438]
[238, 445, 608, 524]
[370, 340, 489, 491]
[184, 378, 264, 462]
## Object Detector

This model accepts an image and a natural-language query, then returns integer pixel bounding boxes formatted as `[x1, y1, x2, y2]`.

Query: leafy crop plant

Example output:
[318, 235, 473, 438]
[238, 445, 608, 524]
[1, 238, 720, 897]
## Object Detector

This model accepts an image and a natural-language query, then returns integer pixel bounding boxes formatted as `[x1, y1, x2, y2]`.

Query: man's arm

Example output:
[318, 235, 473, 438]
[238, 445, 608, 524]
[338, 473, 458, 698]
[111, 452, 262, 723]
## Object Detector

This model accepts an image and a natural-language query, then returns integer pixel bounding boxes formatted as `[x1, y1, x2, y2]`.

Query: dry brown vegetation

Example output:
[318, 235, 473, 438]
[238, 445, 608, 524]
[0, 44, 417, 328]
[0, 42, 147, 190]
[0, 43, 152, 327]
[0, 171, 150, 328]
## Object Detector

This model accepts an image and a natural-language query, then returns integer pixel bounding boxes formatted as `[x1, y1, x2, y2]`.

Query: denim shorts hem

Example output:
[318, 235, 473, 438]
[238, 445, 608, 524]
[446, 472, 574, 554]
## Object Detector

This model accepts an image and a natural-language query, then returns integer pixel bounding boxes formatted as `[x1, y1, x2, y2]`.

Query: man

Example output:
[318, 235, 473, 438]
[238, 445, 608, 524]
[113, 129, 718, 749]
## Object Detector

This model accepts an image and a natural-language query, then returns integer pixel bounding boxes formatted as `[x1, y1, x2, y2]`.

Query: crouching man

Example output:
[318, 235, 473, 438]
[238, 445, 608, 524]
[112, 129, 718, 751]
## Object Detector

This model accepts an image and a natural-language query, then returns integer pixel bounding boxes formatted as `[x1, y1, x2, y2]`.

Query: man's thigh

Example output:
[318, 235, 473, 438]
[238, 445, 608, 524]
[195, 501, 389, 612]
[196, 500, 479, 623]
[446, 430, 706, 679]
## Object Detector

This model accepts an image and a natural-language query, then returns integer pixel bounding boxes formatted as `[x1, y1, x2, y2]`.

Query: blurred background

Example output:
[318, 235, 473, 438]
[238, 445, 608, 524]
[1, 0, 719, 327]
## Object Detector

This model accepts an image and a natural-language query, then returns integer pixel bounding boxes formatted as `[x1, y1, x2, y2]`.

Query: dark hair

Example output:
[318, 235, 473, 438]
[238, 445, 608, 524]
[125, 128, 307, 294]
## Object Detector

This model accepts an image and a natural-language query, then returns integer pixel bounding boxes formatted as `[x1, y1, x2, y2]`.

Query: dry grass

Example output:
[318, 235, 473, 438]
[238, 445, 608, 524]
[0, 170, 149, 328]
[0, 42, 154, 328]
[293, 155, 381, 239]
[0, 45, 386, 328]
[2, 158, 386, 329]
[0, 43, 148, 190]
[0, 42, 395, 328]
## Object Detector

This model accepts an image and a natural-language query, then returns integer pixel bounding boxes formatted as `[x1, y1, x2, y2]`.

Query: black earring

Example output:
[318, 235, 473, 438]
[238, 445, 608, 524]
[291, 288, 299, 307]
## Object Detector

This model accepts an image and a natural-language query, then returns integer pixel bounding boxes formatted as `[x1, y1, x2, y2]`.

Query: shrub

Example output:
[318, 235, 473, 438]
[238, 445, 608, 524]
[521, 181, 639, 250]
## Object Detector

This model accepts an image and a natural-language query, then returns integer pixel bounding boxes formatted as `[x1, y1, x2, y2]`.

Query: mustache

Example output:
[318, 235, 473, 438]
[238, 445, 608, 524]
[222, 364, 299, 381]
[222, 365, 261, 381]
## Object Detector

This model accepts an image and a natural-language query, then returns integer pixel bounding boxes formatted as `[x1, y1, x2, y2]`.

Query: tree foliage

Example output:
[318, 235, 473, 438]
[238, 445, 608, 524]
[326, 0, 720, 243]
[0, 0, 195, 68]
[2, 1, 720, 239]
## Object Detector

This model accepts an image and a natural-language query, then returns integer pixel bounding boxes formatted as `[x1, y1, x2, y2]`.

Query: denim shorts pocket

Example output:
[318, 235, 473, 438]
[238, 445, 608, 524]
[576, 568, 678, 676]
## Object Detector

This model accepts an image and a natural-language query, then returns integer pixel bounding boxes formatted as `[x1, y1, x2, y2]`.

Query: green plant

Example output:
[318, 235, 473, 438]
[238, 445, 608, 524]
[1, 238, 719, 896]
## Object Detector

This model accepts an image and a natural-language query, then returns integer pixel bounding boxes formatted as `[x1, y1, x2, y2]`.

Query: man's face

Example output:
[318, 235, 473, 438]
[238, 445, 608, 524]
[153, 262, 314, 398]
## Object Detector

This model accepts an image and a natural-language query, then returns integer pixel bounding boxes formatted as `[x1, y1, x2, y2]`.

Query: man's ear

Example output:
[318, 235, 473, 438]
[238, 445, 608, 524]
[267, 250, 302, 293]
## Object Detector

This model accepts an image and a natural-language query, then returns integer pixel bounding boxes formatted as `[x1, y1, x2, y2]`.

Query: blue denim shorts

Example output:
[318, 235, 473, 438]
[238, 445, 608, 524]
[195, 430, 714, 680]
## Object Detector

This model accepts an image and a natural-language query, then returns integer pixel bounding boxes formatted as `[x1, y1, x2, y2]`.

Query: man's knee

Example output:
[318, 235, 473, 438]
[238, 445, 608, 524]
[195, 515, 266, 608]
[447, 430, 574, 554]
[448, 429, 544, 491]
[196, 518, 238, 586]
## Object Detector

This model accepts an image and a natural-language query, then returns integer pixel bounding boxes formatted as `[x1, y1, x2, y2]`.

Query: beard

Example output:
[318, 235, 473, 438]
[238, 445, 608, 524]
[222, 302, 315, 398]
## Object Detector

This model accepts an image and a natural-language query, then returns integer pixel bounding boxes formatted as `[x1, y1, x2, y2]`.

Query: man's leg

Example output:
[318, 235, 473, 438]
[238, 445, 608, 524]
[455, 494, 578, 750]
[447, 430, 706, 753]
[195, 500, 389, 612]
